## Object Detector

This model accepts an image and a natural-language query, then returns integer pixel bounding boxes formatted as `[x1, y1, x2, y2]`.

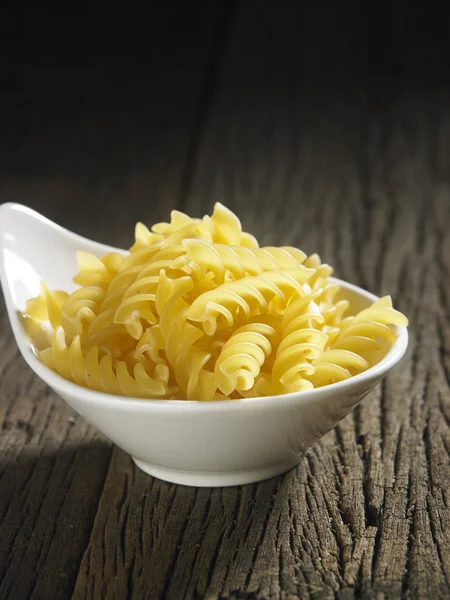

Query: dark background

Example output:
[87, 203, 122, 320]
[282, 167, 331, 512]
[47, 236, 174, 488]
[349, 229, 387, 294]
[1, 2, 449, 236]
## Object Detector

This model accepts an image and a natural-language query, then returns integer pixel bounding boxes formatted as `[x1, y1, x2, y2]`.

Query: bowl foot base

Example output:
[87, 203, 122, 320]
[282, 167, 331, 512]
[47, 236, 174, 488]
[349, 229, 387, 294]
[132, 457, 299, 487]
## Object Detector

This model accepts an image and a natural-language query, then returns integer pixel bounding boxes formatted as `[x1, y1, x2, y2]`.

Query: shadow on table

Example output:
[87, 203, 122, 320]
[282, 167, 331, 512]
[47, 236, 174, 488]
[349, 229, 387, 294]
[70, 449, 346, 599]
[0, 441, 112, 600]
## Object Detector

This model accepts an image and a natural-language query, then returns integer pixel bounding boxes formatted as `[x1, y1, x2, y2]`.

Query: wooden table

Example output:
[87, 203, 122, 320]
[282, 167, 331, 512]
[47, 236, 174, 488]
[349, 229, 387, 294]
[1, 5, 450, 599]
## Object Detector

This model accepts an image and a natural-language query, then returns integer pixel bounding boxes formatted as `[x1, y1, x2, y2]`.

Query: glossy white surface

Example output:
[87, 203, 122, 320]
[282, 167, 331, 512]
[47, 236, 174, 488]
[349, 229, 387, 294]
[0, 203, 409, 487]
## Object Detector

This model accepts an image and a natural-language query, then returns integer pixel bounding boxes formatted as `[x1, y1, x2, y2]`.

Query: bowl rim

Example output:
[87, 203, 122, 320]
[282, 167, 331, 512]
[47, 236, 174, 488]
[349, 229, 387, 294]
[9, 276, 408, 412]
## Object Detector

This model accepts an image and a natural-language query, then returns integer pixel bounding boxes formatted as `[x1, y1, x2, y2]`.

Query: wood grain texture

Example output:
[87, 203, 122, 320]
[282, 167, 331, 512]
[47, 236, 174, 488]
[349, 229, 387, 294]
[2, 3, 450, 599]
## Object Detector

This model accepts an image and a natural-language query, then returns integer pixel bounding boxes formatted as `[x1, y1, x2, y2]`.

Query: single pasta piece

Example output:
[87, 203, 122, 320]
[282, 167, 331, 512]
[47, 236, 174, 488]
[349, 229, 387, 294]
[20, 203, 408, 400]
[272, 327, 328, 393]
[60, 286, 106, 340]
[73, 251, 124, 287]
[182, 238, 307, 284]
[214, 321, 278, 396]
[26, 282, 69, 330]
[20, 312, 52, 352]
[187, 268, 314, 335]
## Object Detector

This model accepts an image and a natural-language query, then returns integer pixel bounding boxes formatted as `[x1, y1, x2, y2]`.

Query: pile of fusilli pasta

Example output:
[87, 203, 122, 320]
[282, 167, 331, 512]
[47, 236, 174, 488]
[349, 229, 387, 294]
[21, 203, 408, 400]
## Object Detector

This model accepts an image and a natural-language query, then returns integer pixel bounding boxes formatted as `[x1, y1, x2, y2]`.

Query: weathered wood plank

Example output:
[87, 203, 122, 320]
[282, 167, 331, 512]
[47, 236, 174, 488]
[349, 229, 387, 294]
[72, 5, 450, 600]
[0, 5, 220, 598]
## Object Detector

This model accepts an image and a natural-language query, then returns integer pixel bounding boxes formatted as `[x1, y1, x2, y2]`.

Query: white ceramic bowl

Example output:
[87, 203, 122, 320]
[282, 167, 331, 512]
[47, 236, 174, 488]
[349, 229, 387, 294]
[0, 203, 408, 487]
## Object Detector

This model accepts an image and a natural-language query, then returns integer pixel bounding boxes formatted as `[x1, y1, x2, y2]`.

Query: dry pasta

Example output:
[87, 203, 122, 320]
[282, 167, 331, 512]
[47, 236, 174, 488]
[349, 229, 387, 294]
[21, 203, 408, 400]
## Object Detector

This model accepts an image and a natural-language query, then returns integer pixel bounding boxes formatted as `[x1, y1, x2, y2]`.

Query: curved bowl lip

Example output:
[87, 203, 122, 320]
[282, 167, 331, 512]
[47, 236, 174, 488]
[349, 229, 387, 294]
[0, 202, 409, 414]
[0, 201, 126, 256]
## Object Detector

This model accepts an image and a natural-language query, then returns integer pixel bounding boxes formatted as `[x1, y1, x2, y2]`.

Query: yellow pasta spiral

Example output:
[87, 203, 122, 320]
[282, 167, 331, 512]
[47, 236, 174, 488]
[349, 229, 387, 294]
[73, 251, 124, 287]
[153, 272, 217, 400]
[214, 321, 278, 396]
[272, 327, 328, 393]
[60, 285, 106, 340]
[151, 203, 258, 248]
[21, 203, 408, 400]
[41, 327, 169, 397]
[26, 282, 68, 330]
[182, 239, 307, 283]
[305, 296, 408, 387]
[134, 325, 166, 365]
[187, 268, 314, 335]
